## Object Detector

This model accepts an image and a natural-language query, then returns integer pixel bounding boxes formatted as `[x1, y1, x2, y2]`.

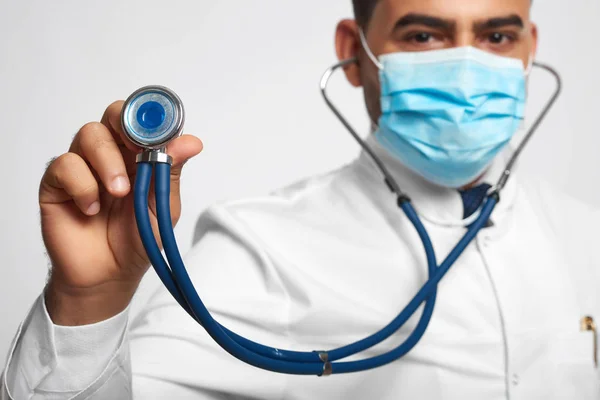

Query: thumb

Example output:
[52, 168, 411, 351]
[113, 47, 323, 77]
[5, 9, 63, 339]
[140, 134, 202, 227]
[168, 134, 204, 181]
[166, 135, 203, 223]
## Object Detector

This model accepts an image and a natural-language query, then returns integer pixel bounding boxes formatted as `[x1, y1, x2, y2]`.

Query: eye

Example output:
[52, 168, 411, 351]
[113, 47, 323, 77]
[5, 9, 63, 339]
[411, 32, 433, 43]
[398, 30, 446, 50]
[487, 32, 513, 45]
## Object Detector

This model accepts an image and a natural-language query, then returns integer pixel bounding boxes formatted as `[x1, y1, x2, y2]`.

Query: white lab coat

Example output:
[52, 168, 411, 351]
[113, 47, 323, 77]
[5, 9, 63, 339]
[2, 135, 600, 399]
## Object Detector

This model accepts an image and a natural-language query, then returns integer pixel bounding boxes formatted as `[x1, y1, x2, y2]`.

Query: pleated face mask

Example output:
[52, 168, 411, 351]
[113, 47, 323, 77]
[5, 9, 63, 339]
[360, 30, 528, 188]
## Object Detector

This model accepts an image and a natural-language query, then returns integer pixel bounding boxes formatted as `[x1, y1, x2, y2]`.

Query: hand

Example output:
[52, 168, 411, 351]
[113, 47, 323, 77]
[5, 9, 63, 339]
[39, 101, 203, 325]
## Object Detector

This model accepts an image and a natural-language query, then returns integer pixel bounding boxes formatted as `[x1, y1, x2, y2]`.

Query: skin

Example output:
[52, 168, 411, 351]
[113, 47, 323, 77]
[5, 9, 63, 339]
[336, 0, 537, 188]
[40, 103, 203, 325]
[41, 0, 536, 326]
[338, 0, 537, 120]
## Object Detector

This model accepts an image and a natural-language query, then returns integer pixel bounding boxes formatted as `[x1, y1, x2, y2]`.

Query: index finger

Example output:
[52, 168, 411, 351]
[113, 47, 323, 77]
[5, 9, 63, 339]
[100, 100, 141, 153]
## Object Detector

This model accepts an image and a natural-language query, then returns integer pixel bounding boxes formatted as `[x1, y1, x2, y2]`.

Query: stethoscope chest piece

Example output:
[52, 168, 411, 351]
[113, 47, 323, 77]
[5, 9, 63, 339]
[121, 85, 185, 151]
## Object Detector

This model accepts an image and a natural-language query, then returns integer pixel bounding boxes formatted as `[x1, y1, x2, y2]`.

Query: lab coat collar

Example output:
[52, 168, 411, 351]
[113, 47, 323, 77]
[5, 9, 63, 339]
[354, 133, 518, 228]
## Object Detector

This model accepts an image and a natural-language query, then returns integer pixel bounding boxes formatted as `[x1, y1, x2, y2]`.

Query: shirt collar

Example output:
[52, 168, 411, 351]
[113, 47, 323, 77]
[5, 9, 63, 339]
[353, 134, 518, 228]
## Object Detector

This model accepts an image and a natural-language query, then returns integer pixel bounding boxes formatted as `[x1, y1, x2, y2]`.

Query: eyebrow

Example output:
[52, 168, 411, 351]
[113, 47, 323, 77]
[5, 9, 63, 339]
[392, 13, 525, 33]
[474, 14, 525, 31]
[393, 13, 455, 31]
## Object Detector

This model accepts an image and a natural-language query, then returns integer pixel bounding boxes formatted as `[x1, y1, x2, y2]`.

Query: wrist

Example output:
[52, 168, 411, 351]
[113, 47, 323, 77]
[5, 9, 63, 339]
[45, 279, 139, 326]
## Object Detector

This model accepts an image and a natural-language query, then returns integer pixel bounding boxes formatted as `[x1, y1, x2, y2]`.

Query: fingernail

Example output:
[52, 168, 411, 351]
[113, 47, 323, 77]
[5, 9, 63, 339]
[87, 201, 101, 215]
[111, 176, 130, 192]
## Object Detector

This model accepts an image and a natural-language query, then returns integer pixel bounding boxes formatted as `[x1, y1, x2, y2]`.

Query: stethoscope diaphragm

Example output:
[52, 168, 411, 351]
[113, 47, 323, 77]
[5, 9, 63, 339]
[121, 85, 184, 150]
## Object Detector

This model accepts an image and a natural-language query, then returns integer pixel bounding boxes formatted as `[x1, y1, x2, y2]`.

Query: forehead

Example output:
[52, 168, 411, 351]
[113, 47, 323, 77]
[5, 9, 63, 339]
[374, 0, 531, 23]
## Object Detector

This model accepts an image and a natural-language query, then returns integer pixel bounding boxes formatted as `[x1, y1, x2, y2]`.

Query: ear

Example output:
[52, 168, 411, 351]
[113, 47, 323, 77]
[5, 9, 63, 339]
[530, 22, 538, 59]
[335, 19, 362, 87]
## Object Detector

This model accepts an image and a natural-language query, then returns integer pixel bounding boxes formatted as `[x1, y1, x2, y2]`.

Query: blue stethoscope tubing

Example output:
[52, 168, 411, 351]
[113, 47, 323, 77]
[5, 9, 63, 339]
[135, 161, 496, 375]
[132, 58, 561, 376]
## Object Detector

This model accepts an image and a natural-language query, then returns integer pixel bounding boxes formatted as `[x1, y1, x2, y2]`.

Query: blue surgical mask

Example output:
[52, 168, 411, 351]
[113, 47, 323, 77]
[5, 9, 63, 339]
[359, 30, 528, 188]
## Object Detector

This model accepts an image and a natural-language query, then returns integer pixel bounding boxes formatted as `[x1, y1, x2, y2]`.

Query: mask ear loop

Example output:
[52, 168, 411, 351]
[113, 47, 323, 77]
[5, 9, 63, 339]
[525, 53, 534, 77]
[358, 28, 385, 133]
[358, 28, 384, 70]
[357, 28, 414, 203]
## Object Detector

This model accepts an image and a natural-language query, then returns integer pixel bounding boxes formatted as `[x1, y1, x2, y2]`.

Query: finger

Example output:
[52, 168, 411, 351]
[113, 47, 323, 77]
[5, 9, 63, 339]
[70, 122, 131, 198]
[167, 134, 204, 180]
[101, 100, 141, 153]
[40, 153, 101, 216]
[149, 135, 203, 224]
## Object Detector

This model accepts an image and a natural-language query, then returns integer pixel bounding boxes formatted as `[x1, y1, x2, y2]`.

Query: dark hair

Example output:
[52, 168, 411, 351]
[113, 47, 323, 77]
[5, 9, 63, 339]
[352, 0, 533, 28]
[352, 0, 379, 28]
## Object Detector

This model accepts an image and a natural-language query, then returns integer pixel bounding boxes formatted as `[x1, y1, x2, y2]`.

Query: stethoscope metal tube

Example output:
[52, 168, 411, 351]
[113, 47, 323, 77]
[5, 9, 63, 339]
[319, 58, 409, 200]
[493, 61, 563, 193]
[123, 54, 561, 376]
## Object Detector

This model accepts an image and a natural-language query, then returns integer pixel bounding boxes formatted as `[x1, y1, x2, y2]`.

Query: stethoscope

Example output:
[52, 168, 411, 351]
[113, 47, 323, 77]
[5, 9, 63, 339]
[121, 57, 562, 377]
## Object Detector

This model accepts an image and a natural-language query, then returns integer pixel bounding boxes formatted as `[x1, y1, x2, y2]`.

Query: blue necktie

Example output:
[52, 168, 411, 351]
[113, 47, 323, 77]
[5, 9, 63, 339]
[459, 183, 492, 219]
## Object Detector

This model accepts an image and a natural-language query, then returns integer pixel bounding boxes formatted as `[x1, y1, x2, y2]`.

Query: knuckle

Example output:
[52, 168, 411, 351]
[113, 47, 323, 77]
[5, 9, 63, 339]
[45, 156, 59, 171]
[54, 152, 82, 170]
[105, 101, 124, 123]
[92, 135, 113, 152]
[55, 153, 97, 195]
[107, 100, 124, 112]
[54, 153, 90, 181]
[79, 121, 104, 138]
[47, 153, 84, 185]
[79, 122, 113, 152]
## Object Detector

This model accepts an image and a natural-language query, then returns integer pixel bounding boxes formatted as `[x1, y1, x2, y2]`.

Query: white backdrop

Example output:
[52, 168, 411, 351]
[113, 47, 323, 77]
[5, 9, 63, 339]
[0, 0, 598, 363]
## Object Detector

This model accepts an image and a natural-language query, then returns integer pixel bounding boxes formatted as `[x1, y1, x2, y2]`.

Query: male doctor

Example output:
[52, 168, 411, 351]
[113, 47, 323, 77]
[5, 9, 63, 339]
[3, 0, 600, 398]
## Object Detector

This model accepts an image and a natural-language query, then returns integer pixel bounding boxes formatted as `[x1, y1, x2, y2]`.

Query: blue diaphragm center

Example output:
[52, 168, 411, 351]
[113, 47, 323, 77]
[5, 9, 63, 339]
[137, 101, 166, 130]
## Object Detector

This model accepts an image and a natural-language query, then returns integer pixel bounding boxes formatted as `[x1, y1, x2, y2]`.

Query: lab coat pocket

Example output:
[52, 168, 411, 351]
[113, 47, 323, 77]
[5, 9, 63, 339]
[546, 332, 600, 398]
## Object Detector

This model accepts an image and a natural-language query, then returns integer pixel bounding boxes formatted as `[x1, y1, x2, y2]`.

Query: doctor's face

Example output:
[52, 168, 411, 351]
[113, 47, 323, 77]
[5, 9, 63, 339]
[336, 0, 537, 122]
